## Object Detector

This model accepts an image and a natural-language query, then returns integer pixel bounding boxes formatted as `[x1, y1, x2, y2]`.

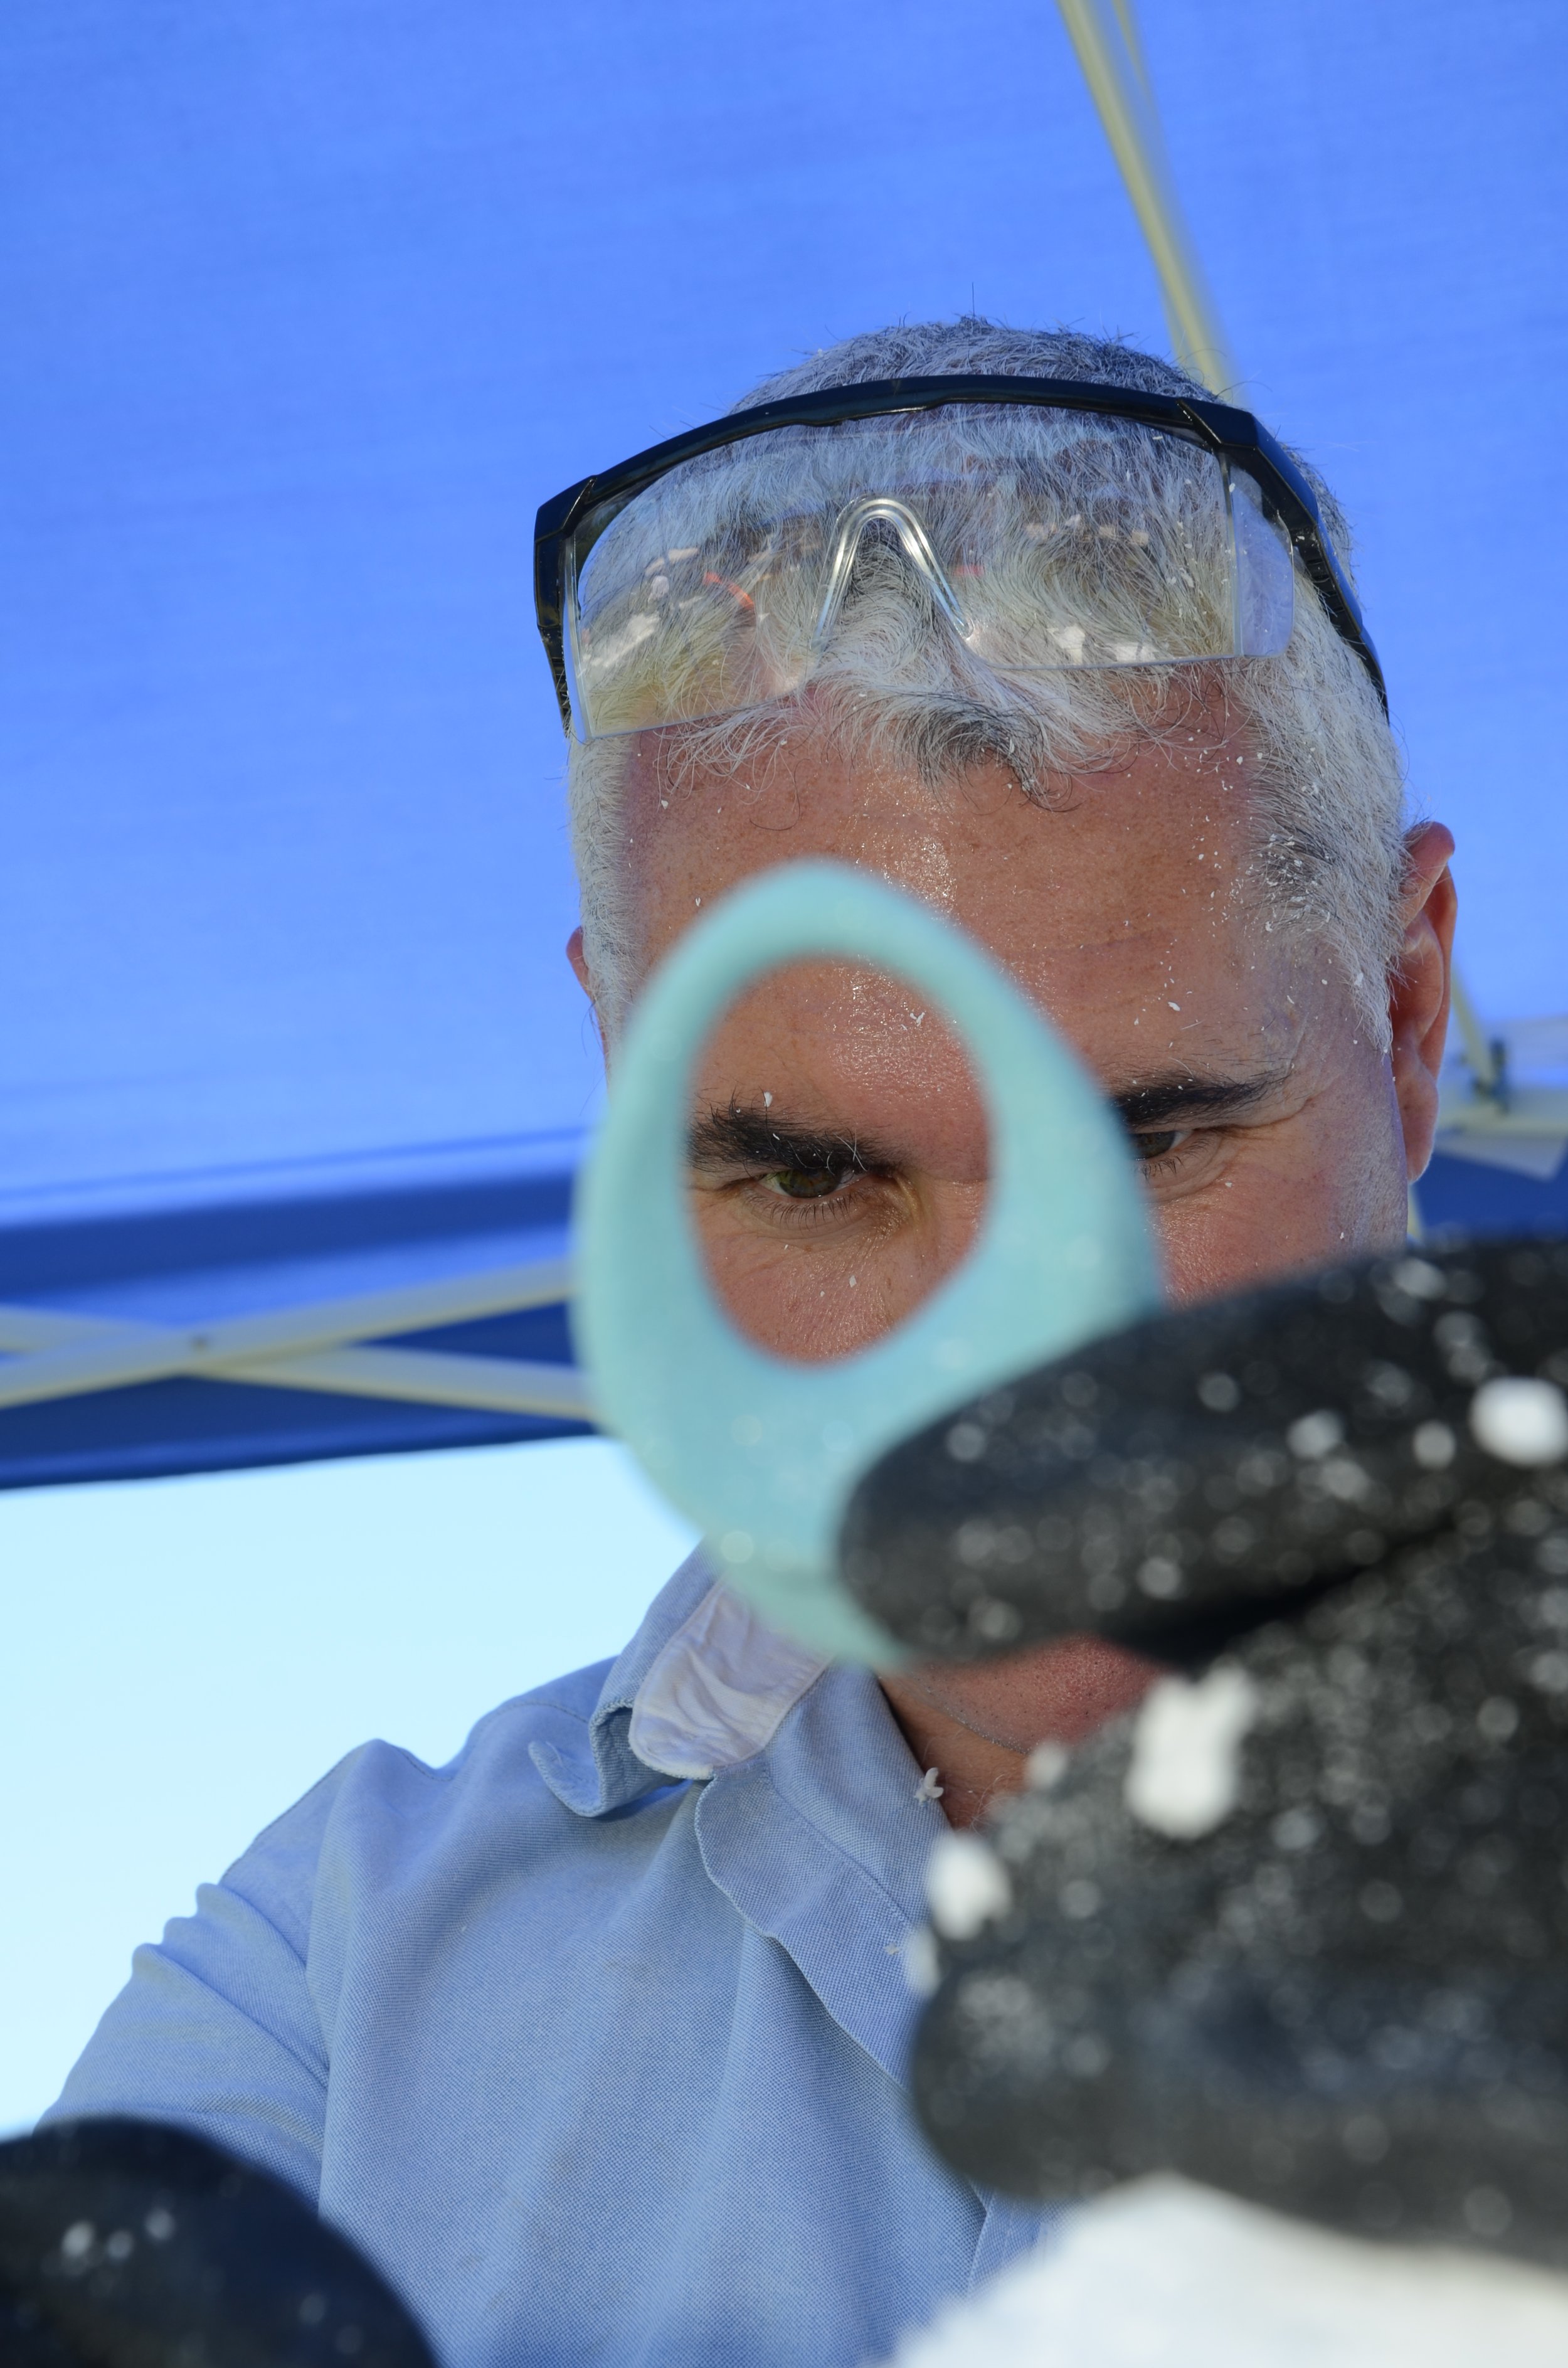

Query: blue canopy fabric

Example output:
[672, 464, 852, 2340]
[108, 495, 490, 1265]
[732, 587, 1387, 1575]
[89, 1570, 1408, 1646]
[0, 1173, 580, 1489]
[3, 0, 1564, 1487]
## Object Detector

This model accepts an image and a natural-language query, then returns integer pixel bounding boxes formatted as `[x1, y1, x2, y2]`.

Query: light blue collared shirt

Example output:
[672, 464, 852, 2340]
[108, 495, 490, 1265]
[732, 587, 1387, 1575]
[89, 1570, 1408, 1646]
[48, 1553, 1053, 2367]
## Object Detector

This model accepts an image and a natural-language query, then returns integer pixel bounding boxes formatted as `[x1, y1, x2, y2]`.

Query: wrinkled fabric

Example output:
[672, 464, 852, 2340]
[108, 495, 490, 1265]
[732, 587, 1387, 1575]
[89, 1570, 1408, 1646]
[627, 1576, 830, 1780]
[47, 1551, 1054, 2367]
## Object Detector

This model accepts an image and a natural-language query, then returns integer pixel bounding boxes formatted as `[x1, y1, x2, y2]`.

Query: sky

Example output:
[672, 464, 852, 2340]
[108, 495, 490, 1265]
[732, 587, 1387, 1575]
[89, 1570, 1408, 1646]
[0, 1438, 695, 2134]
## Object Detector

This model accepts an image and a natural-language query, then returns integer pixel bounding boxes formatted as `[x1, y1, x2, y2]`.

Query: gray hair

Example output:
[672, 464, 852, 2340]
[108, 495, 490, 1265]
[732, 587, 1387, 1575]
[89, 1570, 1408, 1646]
[567, 317, 1408, 1048]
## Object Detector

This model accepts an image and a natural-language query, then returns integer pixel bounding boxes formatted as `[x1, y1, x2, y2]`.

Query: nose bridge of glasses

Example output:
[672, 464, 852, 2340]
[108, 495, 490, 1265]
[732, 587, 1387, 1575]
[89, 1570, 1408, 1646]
[810, 494, 972, 652]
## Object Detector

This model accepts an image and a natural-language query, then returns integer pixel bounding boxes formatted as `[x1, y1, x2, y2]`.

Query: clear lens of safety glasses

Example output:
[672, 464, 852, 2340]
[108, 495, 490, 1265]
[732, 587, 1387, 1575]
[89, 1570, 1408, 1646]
[563, 404, 1296, 741]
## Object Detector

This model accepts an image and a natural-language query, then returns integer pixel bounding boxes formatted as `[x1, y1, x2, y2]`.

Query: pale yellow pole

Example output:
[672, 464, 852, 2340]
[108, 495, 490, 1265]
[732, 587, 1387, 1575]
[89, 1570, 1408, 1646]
[1106, 0, 1153, 109]
[1055, 0, 1515, 1198]
[1054, 0, 1239, 395]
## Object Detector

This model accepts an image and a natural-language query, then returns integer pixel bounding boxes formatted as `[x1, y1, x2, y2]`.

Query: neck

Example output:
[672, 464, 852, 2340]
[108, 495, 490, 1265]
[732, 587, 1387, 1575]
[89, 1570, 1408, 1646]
[879, 1635, 1167, 1828]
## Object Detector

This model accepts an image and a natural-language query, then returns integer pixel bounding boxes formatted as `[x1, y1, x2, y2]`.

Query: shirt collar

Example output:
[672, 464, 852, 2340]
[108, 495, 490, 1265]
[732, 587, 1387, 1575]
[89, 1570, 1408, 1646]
[530, 1545, 945, 2083]
[529, 1549, 829, 1817]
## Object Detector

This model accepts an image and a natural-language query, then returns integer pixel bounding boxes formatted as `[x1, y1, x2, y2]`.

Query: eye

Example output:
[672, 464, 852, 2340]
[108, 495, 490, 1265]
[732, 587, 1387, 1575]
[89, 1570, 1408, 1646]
[1131, 1127, 1191, 1164]
[763, 1167, 850, 1200]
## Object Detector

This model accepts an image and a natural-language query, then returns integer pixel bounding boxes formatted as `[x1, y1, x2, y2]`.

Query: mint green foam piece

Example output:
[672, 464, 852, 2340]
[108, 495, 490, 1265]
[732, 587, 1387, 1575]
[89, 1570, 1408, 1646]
[574, 860, 1162, 1662]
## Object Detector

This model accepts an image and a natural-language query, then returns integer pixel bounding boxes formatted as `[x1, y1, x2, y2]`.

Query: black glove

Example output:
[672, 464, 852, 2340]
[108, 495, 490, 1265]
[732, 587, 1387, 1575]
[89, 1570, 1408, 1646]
[844, 1241, 1568, 2267]
[0, 2117, 435, 2367]
[842, 1238, 1568, 1665]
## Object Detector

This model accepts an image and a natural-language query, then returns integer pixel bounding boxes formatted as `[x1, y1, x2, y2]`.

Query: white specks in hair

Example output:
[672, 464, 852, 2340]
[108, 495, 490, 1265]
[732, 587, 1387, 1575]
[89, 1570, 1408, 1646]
[762, 1090, 773, 1106]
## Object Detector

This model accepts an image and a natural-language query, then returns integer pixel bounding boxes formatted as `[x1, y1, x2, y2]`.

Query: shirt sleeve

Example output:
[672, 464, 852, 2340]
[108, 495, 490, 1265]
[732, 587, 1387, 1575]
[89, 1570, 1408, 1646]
[40, 1760, 346, 2206]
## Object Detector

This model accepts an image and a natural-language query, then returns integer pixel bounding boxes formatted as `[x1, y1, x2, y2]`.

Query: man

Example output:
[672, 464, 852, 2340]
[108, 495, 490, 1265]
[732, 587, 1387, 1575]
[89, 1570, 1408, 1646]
[50, 319, 1456, 2367]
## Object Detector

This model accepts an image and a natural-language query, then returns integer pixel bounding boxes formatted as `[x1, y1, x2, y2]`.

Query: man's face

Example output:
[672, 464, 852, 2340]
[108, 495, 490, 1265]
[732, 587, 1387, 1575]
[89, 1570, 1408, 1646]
[607, 719, 1418, 1356]
[569, 708, 1454, 1793]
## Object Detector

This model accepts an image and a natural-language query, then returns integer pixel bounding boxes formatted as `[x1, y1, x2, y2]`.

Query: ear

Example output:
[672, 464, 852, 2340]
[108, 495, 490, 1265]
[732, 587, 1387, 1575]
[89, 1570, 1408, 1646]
[1388, 822, 1458, 1181]
[566, 925, 610, 1063]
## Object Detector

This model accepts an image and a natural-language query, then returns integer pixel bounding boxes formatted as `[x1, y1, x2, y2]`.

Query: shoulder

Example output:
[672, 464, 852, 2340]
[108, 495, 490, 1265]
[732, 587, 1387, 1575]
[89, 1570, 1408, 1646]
[225, 1657, 620, 1951]
[43, 1655, 662, 2176]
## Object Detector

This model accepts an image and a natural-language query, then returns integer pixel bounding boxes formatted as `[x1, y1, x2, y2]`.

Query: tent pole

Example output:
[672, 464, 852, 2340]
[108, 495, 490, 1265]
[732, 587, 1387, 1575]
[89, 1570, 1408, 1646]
[0, 1257, 593, 1422]
[1052, 0, 1238, 393]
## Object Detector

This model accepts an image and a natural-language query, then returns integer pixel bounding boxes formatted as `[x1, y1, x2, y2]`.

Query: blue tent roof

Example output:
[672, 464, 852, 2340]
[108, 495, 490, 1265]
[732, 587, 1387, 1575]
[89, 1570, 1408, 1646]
[4, 0, 1565, 1486]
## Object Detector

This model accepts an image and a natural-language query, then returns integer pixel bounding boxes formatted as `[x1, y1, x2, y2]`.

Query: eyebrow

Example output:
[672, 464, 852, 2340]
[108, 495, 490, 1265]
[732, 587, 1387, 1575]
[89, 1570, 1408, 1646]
[689, 1071, 1287, 1175]
[1110, 1071, 1288, 1132]
[689, 1104, 897, 1176]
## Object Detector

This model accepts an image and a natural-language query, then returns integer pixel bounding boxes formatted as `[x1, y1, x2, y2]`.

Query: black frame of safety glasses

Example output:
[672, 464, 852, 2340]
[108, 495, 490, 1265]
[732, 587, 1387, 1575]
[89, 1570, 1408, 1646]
[533, 374, 1386, 736]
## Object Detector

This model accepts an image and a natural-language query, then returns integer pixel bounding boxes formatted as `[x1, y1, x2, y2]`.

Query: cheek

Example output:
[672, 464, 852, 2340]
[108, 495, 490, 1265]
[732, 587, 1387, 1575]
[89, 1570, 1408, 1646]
[1152, 1175, 1320, 1306]
[1152, 1096, 1409, 1306]
[692, 1210, 891, 1363]
[691, 1183, 989, 1364]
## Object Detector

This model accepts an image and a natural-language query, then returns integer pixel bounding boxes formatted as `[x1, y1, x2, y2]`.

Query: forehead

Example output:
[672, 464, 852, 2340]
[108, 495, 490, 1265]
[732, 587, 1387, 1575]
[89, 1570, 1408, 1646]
[623, 713, 1270, 997]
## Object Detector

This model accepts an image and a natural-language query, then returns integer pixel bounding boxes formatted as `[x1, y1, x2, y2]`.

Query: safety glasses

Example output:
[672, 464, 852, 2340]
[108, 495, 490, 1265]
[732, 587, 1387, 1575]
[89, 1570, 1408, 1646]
[534, 376, 1384, 743]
